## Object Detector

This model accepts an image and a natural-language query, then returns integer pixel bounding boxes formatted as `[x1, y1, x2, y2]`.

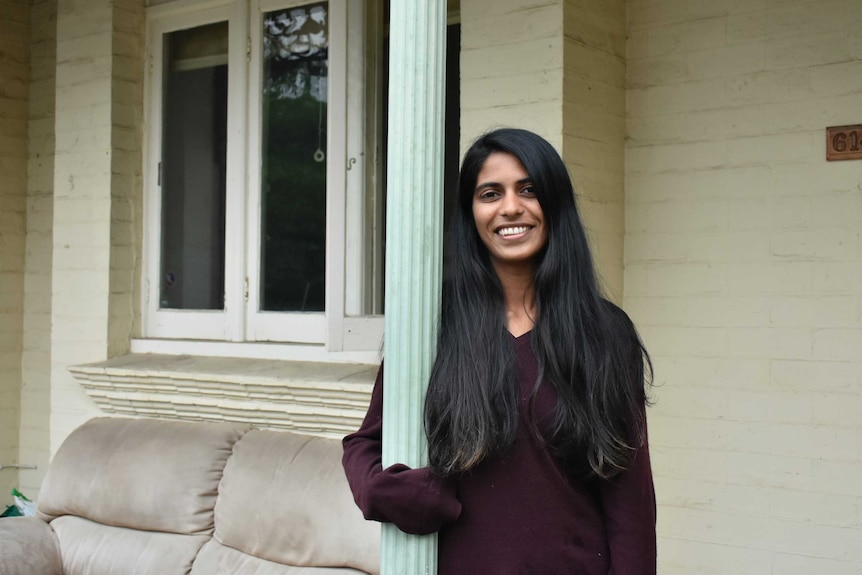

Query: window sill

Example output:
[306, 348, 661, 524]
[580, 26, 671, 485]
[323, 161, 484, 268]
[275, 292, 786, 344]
[68, 353, 377, 438]
[129, 338, 382, 364]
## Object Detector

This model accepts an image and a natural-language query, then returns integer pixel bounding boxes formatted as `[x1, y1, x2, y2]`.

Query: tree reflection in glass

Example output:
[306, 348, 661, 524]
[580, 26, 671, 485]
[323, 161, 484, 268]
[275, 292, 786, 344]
[260, 2, 328, 312]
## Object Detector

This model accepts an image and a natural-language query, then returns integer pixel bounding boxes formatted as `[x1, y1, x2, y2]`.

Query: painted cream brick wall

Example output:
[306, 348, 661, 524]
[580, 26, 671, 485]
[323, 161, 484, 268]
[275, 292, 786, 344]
[0, 0, 29, 501]
[49, 0, 144, 453]
[563, 0, 626, 301]
[626, 0, 862, 573]
[460, 0, 564, 151]
[19, 0, 56, 497]
[50, 0, 112, 453]
[108, 1, 143, 358]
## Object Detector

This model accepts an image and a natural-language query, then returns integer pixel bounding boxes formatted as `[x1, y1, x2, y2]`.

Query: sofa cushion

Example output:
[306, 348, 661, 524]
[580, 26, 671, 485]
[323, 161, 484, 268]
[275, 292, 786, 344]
[51, 515, 209, 575]
[0, 517, 63, 575]
[214, 430, 380, 574]
[38, 417, 248, 535]
[192, 540, 371, 574]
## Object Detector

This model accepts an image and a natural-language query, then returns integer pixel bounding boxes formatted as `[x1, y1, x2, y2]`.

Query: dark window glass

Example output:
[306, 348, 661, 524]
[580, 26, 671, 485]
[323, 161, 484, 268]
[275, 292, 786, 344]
[160, 22, 228, 310]
[260, 3, 328, 312]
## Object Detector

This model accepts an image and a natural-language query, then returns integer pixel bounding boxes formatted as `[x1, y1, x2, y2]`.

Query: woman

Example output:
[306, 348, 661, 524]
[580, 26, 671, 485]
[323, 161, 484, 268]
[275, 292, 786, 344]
[343, 128, 655, 575]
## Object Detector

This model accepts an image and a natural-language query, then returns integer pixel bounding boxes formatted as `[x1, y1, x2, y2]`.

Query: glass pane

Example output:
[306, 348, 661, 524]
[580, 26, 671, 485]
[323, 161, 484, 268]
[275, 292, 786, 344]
[260, 3, 328, 312]
[160, 22, 228, 310]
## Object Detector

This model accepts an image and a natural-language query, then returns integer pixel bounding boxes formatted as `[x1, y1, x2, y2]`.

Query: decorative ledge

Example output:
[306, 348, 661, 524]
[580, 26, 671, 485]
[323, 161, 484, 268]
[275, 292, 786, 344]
[68, 354, 377, 439]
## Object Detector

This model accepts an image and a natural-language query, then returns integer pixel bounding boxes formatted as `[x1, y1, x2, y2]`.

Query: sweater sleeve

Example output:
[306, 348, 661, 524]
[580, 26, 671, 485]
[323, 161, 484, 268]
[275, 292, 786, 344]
[342, 364, 462, 535]
[598, 420, 657, 575]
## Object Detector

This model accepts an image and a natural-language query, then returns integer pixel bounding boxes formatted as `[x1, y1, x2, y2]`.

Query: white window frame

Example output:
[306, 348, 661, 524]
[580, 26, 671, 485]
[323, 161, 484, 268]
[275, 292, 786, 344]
[142, 0, 384, 356]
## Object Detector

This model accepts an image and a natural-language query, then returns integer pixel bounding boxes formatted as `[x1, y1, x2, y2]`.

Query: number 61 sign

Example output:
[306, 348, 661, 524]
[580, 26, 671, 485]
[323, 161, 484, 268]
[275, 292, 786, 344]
[826, 124, 862, 161]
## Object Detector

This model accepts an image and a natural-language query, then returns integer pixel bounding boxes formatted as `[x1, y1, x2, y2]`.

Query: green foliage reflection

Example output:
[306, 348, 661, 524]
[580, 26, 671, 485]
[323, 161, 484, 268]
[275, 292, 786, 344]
[261, 3, 328, 312]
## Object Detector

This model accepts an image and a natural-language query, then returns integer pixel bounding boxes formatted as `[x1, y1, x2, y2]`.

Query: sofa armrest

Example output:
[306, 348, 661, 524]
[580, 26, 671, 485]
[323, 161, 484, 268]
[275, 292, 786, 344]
[0, 517, 63, 575]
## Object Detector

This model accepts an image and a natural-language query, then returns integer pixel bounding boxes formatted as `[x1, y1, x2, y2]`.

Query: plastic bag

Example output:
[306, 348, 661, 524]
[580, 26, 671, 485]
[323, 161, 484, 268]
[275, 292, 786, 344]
[11, 488, 36, 517]
[0, 504, 22, 517]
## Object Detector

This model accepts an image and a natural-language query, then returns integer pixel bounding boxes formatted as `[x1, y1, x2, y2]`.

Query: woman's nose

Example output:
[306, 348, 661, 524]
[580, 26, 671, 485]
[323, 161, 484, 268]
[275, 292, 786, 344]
[499, 190, 524, 215]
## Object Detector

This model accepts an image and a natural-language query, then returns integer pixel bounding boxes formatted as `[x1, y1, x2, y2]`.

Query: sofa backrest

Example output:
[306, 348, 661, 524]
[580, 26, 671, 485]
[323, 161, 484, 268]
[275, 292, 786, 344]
[208, 429, 380, 574]
[38, 417, 248, 535]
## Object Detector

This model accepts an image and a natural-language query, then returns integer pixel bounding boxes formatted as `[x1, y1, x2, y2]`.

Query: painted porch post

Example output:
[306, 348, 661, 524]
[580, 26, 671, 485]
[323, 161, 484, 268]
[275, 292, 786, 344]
[381, 0, 447, 573]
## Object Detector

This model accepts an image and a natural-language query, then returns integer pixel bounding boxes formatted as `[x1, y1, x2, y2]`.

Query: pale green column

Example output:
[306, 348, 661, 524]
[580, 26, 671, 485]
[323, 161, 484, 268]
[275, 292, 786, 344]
[381, 1, 447, 574]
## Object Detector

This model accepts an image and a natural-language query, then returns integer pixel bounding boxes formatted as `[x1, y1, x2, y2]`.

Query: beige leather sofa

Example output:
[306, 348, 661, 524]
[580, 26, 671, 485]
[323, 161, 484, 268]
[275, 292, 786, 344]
[0, 417, 379, 575]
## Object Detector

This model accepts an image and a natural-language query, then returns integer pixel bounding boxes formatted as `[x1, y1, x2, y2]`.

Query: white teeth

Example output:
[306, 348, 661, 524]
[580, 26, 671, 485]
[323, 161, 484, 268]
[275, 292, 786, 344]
[498, 226, 529, 237]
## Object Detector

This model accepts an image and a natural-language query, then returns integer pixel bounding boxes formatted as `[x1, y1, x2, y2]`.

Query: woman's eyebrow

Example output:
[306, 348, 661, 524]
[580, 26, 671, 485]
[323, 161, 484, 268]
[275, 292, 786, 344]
[474, 177, 532, 192]
[474, 181, 500, 192]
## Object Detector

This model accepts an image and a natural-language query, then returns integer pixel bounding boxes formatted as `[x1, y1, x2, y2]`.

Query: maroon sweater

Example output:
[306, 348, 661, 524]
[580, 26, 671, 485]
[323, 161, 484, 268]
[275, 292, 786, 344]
[342, 332, 656, 575]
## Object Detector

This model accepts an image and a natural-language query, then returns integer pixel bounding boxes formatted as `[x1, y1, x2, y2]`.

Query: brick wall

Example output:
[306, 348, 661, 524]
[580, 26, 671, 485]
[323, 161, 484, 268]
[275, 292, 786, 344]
[49, 0, 145, 453]
[0, 0, 29, 501]
[460, 0, 564, 150]
[50, 0, 112, 453]
[108, 0, 144, 357]
[19, 0, 56, 497]
[626, 0, 862, 572]
[563, 0, 626, 301]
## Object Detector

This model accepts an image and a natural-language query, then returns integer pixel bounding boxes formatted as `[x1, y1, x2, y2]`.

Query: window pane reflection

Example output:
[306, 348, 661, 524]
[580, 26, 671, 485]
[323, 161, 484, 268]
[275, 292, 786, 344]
[260, 3, 328, 312]
[160, 22, 228, 310]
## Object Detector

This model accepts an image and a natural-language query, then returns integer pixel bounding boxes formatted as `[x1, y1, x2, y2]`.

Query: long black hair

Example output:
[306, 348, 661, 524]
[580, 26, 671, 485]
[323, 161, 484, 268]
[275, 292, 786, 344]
[425, 128, 651, 479]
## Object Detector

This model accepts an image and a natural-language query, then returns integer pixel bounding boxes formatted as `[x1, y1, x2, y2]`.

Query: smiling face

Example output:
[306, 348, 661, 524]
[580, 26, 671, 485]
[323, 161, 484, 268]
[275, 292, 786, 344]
[472, 152, 548, 274]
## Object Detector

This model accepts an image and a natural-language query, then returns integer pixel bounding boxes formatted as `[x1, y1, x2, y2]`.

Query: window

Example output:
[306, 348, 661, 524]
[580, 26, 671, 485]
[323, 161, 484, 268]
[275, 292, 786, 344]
[144, 0, 388, 352]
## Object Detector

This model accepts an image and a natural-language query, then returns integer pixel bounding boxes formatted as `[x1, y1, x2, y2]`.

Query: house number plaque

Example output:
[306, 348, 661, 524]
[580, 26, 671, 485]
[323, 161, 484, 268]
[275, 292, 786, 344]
[826, 124, 862, 161]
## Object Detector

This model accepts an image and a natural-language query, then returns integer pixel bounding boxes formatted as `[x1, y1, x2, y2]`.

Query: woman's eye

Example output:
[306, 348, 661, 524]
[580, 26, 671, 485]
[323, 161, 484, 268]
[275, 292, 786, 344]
[479, 190, 500, 200]
[520, 186, 535, 197]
